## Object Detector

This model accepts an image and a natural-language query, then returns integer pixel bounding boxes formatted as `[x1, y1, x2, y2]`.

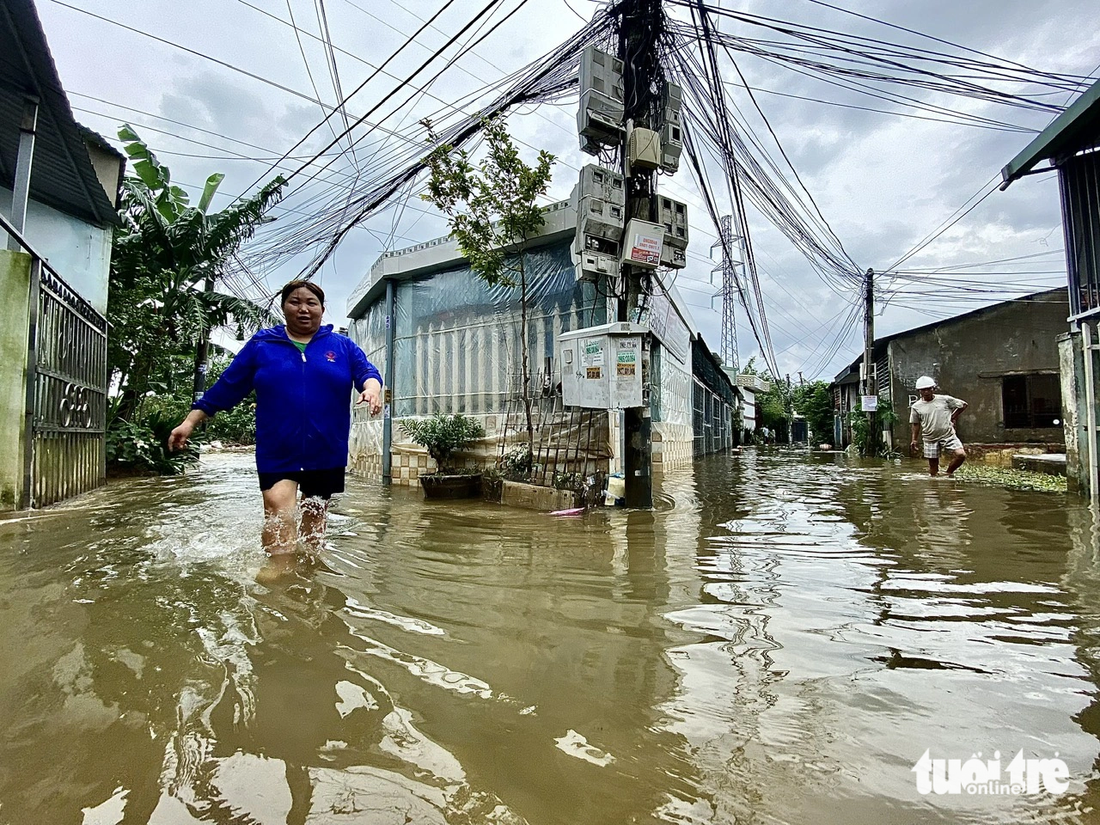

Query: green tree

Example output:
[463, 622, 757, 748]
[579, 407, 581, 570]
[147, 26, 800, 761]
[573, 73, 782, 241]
[421, 117, 555, 465]
[758, 383, 789, 436]
[793, 381, 834, 443]
[847, 401, 899, 457]
[108, 125, 285, 424]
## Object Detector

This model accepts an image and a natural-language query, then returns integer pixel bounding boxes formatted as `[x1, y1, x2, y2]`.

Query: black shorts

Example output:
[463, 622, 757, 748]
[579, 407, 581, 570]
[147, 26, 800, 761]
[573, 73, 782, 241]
[258, 467, 345, 499]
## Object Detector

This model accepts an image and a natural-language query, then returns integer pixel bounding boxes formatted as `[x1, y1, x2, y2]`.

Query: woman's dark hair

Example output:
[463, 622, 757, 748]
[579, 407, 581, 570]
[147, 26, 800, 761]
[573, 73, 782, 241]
[280, 280, 325, 307]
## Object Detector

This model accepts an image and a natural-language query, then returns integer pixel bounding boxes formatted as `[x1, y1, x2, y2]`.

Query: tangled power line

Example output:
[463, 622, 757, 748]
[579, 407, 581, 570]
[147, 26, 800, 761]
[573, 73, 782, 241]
[54, 0, 1093, 376]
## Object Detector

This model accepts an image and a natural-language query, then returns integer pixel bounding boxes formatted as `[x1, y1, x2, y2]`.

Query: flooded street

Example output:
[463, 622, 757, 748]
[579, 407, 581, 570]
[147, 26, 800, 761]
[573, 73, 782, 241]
[2, 449, 1100, 824]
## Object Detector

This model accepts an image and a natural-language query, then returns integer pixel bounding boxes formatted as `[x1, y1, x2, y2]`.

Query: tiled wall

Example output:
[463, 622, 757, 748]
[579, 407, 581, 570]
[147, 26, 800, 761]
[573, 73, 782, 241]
[390, 449, 433, 487]
[652, 422, 693, 470]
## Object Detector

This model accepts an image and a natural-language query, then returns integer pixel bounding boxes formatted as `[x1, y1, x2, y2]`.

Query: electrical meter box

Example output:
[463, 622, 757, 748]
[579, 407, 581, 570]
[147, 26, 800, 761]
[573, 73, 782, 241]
[579, 164, 625, 206]
[559, 322, 645, 409]
[575, 233, 619, 256]
[621, 218, 664, 269]
[578, 196, 624, 241]
[628, 127, 661, 169]
[579, 46, 624, 101]
[660, 80, 684, 172]
[661, 80, 683, 118]
[575, 231, 620, 280]
[660, 245, 687, 269]
[578, 90, 624, 150]
[660, 121, 683, 172]
[575, 249, 619, 281]
[657, 195, 689, 249]
[578, 46, 624, 155]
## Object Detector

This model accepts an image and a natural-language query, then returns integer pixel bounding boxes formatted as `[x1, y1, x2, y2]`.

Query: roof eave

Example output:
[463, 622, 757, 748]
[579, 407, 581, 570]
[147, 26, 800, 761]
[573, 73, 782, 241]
[1001, 78, 1100, 188]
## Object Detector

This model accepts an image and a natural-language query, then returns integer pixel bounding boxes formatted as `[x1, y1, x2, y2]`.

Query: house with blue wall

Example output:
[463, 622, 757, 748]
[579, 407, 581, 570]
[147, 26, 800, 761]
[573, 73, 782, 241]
[345, 198, 740, 486]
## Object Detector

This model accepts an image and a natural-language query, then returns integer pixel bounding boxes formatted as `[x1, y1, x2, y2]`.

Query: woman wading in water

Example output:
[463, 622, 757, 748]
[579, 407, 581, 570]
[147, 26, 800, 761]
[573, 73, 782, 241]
[170, 280, 382, 577]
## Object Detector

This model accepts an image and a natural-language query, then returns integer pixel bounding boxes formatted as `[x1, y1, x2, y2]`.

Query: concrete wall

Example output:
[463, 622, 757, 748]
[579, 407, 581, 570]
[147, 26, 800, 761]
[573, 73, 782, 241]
[653, 342, 693, 469]
[1059, 330, 1089, 495]
[0, 186, 112, 313]
[740, 387, 755, 432]
[0, 251, 31, 509]
[886, 292, 1069, 447]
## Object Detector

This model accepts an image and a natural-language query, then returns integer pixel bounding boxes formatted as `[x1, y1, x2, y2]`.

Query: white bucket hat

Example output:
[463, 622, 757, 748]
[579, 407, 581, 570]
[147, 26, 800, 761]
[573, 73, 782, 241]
[915, 375, 936, 390]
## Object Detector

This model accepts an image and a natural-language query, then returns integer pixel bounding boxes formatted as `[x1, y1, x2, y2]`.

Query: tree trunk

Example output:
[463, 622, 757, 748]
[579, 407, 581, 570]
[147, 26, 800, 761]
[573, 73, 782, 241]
[114, 354, 152, 423]
[519, 254, 534, 469]
[114, 387, 142, 424]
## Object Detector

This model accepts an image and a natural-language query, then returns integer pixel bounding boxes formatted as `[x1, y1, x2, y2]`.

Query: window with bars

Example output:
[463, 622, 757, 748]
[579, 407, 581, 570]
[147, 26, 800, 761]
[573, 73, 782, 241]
[1002, 373, 1061, 429]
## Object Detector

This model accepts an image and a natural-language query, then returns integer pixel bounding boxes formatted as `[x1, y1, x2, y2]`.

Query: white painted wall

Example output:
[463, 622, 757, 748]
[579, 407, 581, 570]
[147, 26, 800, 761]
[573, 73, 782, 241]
[0, 186, 112, 313]
[742, 387, 756, 432]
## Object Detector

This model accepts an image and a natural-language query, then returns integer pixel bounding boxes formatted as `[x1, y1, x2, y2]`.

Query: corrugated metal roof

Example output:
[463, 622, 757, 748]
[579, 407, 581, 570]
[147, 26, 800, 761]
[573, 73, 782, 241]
[1001, 78, 1100, 188]
[0, 0, 121, 226]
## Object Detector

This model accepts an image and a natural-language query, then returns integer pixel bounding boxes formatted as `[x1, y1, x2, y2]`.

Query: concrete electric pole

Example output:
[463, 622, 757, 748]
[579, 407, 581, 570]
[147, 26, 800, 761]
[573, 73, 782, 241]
[616, 0, 664, 508]
[862, 267, 877, 455]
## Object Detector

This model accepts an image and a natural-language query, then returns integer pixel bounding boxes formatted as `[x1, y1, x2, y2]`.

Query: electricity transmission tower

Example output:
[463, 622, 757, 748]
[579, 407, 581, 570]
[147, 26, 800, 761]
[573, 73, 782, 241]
[713, 214, 742, 372]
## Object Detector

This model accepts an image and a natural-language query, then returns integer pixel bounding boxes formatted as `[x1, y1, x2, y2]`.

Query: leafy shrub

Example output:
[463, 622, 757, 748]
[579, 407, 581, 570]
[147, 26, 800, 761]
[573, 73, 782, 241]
[203, 354, 256, 445]
[137, 394, 192, 432]
[500, 448, 534, 481]
[107, 410, 199, 475]
[847, 401, 900, 458]
[206, 398, 257, 445]
[134, 355, 257, 447]
[401, 414, 485, 474]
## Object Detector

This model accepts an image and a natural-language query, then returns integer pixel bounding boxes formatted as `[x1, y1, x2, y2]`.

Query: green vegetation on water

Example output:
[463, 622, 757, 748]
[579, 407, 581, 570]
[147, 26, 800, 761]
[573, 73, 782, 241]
[953, 464, 1067, 494]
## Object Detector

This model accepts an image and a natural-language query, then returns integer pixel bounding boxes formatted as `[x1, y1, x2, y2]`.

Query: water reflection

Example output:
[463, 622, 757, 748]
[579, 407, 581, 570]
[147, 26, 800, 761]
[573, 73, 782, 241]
[2, 451, 1100, 823]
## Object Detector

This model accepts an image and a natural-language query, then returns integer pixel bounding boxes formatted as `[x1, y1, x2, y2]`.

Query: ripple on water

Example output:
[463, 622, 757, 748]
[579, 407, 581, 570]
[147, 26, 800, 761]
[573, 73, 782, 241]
[5, 450, 1100, 824]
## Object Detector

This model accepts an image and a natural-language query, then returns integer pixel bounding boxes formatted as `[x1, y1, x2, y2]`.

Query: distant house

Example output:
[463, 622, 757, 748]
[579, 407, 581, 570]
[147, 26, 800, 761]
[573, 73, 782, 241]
[1, 0, 124, 508]
[734, 373, 770, 440]
[691, 338, 740, 456]
[832, 288, 1068, 451]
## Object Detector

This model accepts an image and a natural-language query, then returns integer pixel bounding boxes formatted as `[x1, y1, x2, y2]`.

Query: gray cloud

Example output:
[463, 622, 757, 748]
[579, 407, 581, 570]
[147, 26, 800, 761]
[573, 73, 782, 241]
[36, 0, 1099, 380]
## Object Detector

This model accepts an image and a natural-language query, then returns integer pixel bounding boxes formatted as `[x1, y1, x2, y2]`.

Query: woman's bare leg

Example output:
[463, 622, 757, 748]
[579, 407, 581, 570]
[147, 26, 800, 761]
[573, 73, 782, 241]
[299, 495, 329, 557]
[261, 480, 300, 555]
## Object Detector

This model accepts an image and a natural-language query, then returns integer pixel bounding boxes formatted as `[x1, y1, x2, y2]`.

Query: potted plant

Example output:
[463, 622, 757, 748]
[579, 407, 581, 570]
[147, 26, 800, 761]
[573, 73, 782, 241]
[401, 413, 486, 499]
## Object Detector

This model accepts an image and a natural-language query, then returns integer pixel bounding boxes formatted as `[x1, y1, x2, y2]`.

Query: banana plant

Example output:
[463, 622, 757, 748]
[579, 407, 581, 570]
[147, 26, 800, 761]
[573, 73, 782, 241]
[108, 125, 286, 425]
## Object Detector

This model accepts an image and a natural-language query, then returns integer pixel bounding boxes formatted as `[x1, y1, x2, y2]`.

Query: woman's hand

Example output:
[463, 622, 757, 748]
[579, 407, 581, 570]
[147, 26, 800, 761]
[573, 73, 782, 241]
[168, 410, 208, 451]
[358, 380, 383, 416]
[168, 420, 196, 452]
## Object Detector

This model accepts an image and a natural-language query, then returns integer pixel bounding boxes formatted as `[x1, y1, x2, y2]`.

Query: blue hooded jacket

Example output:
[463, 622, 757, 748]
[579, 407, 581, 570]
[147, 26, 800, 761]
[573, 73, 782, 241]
[194, 324, 382, 473]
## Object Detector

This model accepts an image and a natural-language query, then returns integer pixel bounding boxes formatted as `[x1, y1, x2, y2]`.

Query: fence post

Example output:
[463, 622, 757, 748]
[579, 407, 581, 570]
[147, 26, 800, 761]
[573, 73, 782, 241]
[21, 257, 41, 509]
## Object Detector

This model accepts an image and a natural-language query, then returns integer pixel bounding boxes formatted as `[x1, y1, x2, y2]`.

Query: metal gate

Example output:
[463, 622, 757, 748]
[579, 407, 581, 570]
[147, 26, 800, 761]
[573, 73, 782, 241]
[23, 258, 108, 507]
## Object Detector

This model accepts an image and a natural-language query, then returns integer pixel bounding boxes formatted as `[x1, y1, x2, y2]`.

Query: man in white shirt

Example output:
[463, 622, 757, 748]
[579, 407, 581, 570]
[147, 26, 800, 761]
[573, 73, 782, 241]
[909, 376, 968, 477]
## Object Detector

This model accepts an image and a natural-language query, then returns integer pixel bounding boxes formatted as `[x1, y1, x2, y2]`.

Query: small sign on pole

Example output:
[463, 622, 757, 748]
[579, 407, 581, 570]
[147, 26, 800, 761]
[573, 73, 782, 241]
[861, 395, 878, 412]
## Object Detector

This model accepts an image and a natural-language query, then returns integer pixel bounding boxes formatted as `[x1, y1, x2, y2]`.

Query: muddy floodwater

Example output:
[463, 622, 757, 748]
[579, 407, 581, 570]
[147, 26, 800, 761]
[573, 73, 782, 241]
[3, 450, 1100, 824]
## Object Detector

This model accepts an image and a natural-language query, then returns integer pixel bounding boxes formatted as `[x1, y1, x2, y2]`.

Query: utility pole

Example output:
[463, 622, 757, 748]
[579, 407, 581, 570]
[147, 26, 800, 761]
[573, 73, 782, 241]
[785, 373, 793, 445]
[862, 267, 877, 456]
[616, 0, 662, 508]
[192, 273, 217, 406]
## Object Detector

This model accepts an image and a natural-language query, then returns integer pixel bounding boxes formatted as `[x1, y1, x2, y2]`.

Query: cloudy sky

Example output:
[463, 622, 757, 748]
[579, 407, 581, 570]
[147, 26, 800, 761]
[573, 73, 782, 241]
[35, 0, 1100, 380]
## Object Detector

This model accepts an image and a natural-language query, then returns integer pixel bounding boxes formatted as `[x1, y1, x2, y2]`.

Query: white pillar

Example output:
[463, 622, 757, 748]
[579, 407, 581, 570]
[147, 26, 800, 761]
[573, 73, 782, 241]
[8, 98, 38, 251]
